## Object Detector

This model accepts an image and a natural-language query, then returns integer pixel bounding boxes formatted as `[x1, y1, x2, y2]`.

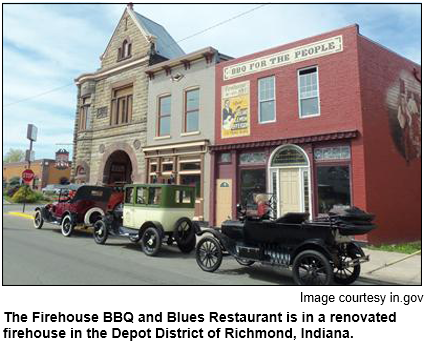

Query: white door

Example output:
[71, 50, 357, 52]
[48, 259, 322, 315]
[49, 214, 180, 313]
[279, 168, 301, 215]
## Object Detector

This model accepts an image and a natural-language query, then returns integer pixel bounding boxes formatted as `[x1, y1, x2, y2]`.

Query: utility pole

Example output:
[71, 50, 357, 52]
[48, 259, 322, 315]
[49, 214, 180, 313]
[22, 124, 37, 212]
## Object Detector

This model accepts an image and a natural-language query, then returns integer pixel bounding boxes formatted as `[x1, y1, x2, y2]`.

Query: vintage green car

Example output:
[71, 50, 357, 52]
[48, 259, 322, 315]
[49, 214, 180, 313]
[93, 184, 199, 256]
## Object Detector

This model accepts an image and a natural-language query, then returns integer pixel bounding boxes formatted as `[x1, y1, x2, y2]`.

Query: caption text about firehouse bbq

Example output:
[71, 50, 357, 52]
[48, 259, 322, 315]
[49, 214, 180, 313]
[2, 292, 423, 340]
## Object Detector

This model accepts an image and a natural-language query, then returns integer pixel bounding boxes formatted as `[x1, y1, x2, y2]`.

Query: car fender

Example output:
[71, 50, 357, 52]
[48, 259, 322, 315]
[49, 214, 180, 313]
[84, 207, 105, 226]
[139, 221, 165, 238]
[291, 239, 333, 263]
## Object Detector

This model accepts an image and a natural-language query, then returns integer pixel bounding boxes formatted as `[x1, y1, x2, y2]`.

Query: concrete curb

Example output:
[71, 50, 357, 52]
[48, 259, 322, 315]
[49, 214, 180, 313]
[7, 212, 35, 220]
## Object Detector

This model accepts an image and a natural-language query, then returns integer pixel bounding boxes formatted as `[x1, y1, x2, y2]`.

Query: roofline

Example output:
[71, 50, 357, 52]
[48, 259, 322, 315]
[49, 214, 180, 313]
[99, 7, 157, 61]
[145, 47, 231, 74]
[218, 24, 360, 67]
[358, 33, 421, 68]
[3, 159, 57, 166]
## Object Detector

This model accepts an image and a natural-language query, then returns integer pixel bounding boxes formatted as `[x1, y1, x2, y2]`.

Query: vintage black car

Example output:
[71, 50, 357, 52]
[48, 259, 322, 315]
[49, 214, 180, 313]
[195, 196, 376, 286]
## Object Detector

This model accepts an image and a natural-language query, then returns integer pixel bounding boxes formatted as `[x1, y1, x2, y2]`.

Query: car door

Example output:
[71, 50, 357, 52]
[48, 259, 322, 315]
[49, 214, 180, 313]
[133, 186, 147, 229]
[123, 187, 135, 228]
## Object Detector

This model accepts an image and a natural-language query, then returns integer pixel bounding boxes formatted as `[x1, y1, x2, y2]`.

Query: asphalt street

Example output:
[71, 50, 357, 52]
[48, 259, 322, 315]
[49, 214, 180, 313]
[3, 204, 378, 285]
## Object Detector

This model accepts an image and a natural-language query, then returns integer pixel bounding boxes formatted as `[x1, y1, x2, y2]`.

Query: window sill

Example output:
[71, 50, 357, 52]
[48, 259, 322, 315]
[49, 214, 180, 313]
[181, 131, 200, 137]
[154, 135, 171, 140]
[258, 120, 276, 124]
[117, 55, 132, 63]
[299, 113, 320, 119]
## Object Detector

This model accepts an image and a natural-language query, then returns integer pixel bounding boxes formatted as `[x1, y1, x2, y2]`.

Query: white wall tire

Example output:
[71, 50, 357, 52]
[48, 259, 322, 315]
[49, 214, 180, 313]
[61, 215, 75, 237]
[84, 207, 104, 226]
[33, 210, 44, 229]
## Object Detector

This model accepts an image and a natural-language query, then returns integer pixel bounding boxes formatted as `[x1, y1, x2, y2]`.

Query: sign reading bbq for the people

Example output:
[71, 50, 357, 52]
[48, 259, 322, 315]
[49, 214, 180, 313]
[223, 35, 343, 80]
[221, 81, 250, 139]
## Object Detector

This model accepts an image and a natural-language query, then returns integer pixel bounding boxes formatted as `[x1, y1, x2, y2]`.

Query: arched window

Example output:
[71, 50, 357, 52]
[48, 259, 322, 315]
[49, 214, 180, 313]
[271, 145, 308, 167]
[118, 39, 132, 60]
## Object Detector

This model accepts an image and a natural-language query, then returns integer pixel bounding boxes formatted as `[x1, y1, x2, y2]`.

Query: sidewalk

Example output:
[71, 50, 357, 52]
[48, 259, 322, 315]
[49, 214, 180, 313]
[360, 248, 421, 285]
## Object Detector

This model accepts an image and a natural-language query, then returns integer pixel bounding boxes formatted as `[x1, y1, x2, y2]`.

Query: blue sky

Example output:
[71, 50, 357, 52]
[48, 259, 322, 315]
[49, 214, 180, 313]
[3, 3, 421, 160]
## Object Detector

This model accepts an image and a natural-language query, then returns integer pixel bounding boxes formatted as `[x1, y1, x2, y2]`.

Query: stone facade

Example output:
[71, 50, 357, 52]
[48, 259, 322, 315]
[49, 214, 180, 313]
[72, 6, 183, 186]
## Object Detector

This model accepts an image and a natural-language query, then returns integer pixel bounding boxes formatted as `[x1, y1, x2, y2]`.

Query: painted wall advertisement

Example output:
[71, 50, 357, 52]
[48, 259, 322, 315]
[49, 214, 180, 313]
[221, 81, 250, 139]
[223, 35, 343, 80]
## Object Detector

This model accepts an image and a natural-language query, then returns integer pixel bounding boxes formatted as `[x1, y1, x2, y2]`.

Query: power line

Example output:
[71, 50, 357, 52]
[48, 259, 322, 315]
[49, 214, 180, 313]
[175, 4, 268, 45]
[3, 83, 74, 108]
[3, 4, 268, 109]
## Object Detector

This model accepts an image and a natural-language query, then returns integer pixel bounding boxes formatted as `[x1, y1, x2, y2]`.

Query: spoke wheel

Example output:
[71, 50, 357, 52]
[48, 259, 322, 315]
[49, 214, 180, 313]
[292, 250, 333, 286]
[33, 210, 44, 229]
[235, 257, 255, 266]
[196, 236, 223, 272]
[174, 218, 196, 253]
[141, 227, 162, 256]
[334, 247, 361, 285]
[61, 215, 74, 237]
[93, 220, 109, 245]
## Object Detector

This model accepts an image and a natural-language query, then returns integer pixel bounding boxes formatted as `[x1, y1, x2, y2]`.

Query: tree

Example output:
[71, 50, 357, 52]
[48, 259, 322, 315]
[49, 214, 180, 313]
[3, 149, 25, 163]
[9, 176, 21, 186]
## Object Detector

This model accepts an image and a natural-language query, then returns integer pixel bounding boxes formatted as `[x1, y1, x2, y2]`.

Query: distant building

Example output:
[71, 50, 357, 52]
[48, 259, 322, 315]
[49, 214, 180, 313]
[3, 152, 72, 190]
[72, 4, 184, 185]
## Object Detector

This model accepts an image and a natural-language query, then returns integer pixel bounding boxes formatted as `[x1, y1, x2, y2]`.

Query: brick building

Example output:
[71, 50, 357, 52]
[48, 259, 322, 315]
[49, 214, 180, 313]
[72, 4, 184, 185]
[210, 25, 421, 244]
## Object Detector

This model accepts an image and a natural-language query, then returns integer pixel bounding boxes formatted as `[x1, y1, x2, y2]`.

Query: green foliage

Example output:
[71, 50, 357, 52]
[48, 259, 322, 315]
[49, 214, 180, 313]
[11, 186, 44, 204]
[368, 242, 421, 255]
[4, 148, 25, 163]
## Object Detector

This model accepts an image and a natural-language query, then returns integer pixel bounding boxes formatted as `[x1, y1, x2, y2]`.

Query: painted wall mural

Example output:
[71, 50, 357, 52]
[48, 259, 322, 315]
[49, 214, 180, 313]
[386, 70, 421, 163]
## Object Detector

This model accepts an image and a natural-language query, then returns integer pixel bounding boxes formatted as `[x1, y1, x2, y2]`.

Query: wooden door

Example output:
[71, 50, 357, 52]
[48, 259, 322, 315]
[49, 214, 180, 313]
[215, 179, 232, 226]
[279, 168, 301, 215]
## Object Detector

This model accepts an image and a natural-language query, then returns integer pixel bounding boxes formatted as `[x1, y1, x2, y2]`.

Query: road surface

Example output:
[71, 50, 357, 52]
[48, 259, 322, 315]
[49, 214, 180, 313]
[3, 204, 380, 285]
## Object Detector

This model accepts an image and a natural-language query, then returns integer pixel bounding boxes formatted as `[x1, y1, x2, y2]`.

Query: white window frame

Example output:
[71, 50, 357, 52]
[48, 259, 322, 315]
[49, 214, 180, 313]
[297, 66, 320, 119]
[258, 75, 276, 124]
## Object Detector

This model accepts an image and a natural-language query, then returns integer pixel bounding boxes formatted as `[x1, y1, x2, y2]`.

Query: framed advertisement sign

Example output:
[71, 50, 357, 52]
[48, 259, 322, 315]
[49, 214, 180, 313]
[221, 81, 250, 139]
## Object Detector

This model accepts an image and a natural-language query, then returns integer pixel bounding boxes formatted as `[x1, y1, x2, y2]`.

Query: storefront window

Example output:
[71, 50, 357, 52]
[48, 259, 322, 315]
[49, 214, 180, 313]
[240, 152, 267, 165]
[180, 162, 201, 171]
[180, 174, 201, 198]
[240, 169, 266, 206]
[317, 165, 351, 214]
[219, 152, 231, 163]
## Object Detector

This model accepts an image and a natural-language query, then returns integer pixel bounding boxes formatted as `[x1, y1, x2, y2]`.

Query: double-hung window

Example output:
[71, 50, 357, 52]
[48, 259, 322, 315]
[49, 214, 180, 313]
[298, 67, 320, 117]
[258, 76, 276, 123]
[110, 86, 133, 126]
[185, 89, 200, 132]
[158, 95, 171, 136]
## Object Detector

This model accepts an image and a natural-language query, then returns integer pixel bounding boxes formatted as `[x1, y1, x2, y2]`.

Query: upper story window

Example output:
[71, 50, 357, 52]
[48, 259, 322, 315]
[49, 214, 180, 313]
[110, 86, 133, 126]
[258, 76, 276, 123]
[118, 39, 132, 61]
[79, 97, 91, 131]
[158, 95, 171, 136]
[185, 89, 200, 132]
[298, 67, 320, 118]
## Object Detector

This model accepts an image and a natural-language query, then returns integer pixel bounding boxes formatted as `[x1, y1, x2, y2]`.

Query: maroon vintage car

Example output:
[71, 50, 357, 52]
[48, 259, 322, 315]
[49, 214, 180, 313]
[33, 185, 123, 237]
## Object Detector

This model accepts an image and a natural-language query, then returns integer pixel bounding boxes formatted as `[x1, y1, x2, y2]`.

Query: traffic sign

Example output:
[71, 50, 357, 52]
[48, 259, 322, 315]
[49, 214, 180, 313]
[22, 169, 35, 183]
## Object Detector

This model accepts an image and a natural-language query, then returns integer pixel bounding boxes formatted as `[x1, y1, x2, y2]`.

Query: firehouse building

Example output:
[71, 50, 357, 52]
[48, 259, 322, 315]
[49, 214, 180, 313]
[210, 25, 421, 244]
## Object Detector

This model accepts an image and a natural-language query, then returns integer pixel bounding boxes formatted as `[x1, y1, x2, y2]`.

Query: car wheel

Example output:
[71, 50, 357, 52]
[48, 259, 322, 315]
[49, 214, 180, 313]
[141, 227, 162, 256]
[292, 250, 333, 286]
[33, 210, 44, 229]
[61, 214, 75, 237]
[173, 218, 196, 253]
[93, 220, 108, 245]
[196, 236, 223, 272]
[235, 257, 255, 266]
[333, 246, 362, 285]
